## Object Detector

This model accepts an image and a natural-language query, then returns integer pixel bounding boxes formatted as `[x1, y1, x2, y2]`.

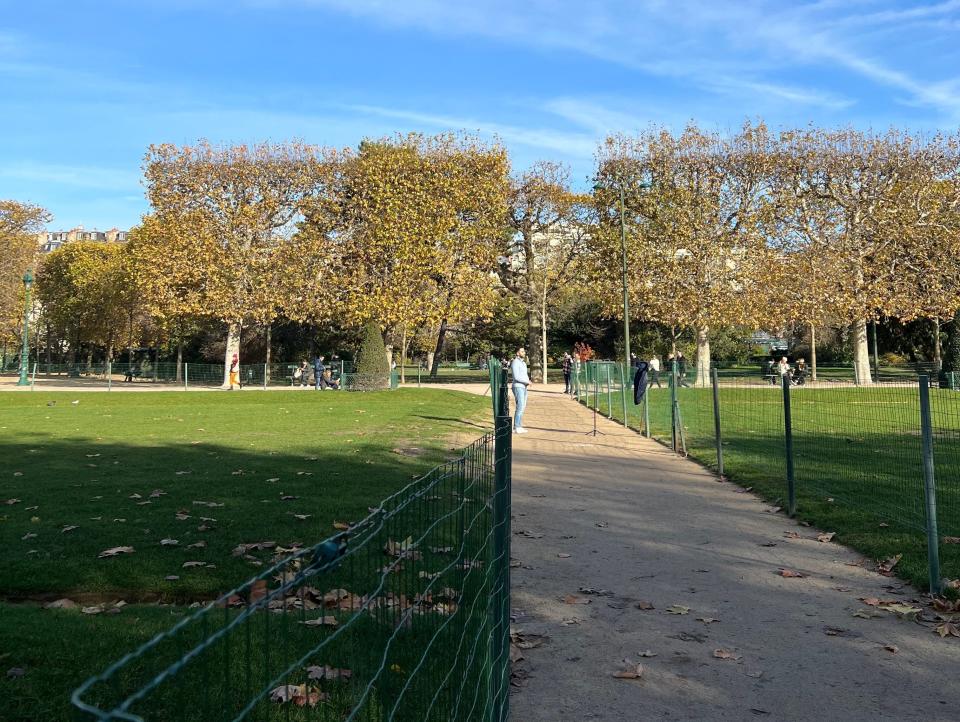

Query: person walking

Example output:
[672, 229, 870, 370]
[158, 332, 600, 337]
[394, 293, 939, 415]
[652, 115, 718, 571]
[313, 354, 327, 390]
[510, 347, 531, 434]
[648, 355, 662, 388]
[228, 353, 241, 390]
[677, 352, 691, 387]
[562, 352, 573, 394]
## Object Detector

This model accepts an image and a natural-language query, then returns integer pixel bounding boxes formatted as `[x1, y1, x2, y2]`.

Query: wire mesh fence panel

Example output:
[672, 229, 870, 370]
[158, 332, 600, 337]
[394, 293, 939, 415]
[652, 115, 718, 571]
[72, 431, 510, 722]
[927, 388, 960, 540]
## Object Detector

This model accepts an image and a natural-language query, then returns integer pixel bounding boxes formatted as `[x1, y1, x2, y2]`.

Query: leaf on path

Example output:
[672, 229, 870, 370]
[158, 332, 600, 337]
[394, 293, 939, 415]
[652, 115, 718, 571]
[697, 617, 719, 625]
[333, 521, 350, 530]
[98, 546, 134, 559]
[306, 665, 352, 681]
[824, 626, 851, 637]
[713, 649, 742, 661]
[878, 554, 902, 574]
[44, 598, 78, 610]
[777, 569, 805, 578]
[635, 601, 655, 610]
[560, 618, 581, 625]
[935, 622, 960, 638]
[160, 538, 179, 546]
[852, 609, 884, 619]
[782, 531, 801, 539]
[638, 650, 657, 657]
[595, 521, 609, 528]
[557, 553, 571, 559]
[514, 530, 543, 539]
[816, 532, 836, 543]
[884, 603, 921, 619]
[612, 664, 643, 680]
[883, 644, 898, 654]
[562, 594, 591, 605]
[665, 605, 690, 615]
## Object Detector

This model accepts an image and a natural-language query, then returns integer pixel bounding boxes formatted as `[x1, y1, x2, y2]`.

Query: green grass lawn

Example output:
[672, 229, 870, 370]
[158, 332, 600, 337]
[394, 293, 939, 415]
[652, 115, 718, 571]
[0, 389, 493, 721]
[584, 381, 960, 592]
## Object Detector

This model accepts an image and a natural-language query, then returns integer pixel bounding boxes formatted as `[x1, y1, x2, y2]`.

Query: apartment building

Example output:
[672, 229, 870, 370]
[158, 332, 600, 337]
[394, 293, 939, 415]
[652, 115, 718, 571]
[38, 226, 129, 253]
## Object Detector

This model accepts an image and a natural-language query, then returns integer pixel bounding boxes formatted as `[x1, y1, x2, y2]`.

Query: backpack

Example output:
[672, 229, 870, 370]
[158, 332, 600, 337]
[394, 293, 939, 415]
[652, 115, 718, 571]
[293, 367, 303, 380]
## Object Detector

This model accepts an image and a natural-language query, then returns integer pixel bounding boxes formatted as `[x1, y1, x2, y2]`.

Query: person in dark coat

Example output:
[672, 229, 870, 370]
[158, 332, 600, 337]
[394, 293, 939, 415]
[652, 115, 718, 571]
[677, 352, 691, 387]
[562, 352, 573, 393]
[313, 355, 327, 390]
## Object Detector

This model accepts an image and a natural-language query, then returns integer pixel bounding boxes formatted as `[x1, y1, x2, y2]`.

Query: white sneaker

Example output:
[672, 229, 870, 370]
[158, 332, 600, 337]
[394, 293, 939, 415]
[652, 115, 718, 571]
[515, 427, 528, 434]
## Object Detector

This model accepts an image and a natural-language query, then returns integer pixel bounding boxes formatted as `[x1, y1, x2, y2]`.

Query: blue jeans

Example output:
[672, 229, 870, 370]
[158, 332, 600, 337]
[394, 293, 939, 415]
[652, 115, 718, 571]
[512, 383, 527, 429]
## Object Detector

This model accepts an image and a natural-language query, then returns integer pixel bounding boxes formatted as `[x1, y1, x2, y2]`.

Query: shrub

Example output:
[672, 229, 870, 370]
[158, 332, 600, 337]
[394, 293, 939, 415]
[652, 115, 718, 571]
[353, 322, 391, 390]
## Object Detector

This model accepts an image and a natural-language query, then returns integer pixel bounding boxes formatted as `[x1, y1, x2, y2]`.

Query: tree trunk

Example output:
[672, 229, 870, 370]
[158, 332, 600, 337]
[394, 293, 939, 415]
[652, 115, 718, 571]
[175, 341, 184, 383]
[810, 325, 817, 382]
[934, 317, 942, 372]
[526, 309, 543, 383]
[265, 323, 272, 385]
[127, 310, 135, 364]
[430, 319, 447, 377]
[400, 326, 407, 384]
[541, 296, 548, 386]
[222, 323, 242, 387]
[852, 319, 872, 385]
[106, 339, 114, 364]
[426, 351, 435, 374]
[694, 326, 710, 387]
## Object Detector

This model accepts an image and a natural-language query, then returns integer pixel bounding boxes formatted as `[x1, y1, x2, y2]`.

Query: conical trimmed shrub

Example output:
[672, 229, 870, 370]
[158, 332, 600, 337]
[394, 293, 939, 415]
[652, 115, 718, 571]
[353, 322, 391, 390]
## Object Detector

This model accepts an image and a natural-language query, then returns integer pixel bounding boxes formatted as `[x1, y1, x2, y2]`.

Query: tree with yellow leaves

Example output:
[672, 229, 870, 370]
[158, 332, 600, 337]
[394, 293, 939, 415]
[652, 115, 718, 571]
[142, 141, 327, 387]
[500, 162, 592, 383]
[1, 201, 49, 351]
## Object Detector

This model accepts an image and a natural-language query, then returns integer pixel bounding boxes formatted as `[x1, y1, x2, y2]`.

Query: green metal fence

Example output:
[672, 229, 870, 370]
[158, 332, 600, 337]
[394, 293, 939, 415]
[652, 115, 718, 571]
[574, 362, 958, 593]
[71, 420, 513, 721]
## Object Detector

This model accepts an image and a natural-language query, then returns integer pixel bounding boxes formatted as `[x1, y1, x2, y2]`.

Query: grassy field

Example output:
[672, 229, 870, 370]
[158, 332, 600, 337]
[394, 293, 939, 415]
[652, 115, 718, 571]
[0, 389, 493, 721]
[584, 381, 960, 592]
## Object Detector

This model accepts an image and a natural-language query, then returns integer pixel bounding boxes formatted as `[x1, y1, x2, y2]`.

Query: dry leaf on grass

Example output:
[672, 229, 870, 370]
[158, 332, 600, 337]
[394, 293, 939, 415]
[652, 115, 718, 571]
[665, 605, 690, 615]
[300, 616, 339, 628]
[612, 664, 643, 680]
[306, 665, 352, 681]
[777, 569, 805, 578]
[935, 622, 960, 638]
[944, 537, 960, 544]
[44, 598, 78, 610]
[160, 539, 179, 546]
[269, 684, 326, 707]
[816, 532, 836, 543]
[98, 546, 134, 559]
[333, 521, 350, 530]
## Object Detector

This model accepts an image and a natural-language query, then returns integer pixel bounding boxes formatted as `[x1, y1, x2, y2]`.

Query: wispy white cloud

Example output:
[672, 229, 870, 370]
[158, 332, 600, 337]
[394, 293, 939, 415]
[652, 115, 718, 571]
[0, 162, 140, 191]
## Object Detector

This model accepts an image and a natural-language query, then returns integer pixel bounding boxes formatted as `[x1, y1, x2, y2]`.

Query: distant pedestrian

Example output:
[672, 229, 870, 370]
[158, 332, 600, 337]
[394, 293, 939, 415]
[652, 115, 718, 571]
[648, 355, 662, 388]
[228, 353, 241, 390]
[562, 352, 573, 393]
[677, 352, 691, 387]
[313, 354, 327, 390]
[510, 347, 531, 434]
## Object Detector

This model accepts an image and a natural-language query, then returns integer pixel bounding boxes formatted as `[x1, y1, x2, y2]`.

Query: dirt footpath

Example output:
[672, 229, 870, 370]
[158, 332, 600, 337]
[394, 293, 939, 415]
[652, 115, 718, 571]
[507, 387, 956, 722]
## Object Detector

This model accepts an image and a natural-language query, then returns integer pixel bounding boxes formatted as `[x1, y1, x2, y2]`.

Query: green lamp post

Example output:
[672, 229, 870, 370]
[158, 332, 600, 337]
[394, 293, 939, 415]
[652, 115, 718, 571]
[17, 269, 33, 386]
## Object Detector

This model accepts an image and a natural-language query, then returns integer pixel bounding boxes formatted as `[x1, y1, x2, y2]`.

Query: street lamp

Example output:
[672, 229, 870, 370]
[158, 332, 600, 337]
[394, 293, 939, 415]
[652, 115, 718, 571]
[17, 269, 34, 386]
[595, 177, 651, 377]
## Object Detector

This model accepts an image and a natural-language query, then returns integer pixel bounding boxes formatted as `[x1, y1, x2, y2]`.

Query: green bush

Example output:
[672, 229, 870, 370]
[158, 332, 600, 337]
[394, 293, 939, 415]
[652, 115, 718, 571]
[880, 351, 908, 366]
[354, 322, 391, 390]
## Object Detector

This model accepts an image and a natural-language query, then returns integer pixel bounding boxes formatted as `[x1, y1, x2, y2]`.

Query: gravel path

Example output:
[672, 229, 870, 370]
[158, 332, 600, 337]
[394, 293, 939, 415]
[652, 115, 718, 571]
[507, 387, 956, 722]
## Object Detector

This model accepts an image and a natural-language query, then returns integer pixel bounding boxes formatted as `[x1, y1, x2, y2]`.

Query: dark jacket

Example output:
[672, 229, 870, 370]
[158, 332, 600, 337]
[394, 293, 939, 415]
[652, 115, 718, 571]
[633, 362, 649, 404]
[313, 358, 325, 374]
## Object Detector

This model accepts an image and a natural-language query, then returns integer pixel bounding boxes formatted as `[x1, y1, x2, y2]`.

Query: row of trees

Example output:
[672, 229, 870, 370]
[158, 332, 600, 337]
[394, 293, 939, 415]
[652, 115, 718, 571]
[4, 124, 960, 386]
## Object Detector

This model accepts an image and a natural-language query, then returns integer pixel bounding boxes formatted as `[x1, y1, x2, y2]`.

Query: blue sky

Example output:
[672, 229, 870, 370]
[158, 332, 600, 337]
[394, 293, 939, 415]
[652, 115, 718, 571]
[2, 0, 960, 230]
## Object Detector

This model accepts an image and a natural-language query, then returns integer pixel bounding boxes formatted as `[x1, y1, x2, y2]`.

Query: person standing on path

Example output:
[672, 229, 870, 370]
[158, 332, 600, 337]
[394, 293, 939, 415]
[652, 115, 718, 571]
[677, 352, 691, 387]
[648, 355, 661, 388]
[313, 354, 326, 390]
[562, 352, 573, 394]
[510, 347, 530, 434]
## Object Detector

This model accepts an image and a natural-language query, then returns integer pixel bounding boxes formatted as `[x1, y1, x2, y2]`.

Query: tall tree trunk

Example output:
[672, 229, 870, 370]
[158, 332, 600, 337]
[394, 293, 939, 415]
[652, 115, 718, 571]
[852, 319, 872, 385]
[934, 317, 942, 372]
[127, 310, 135, 364]
[541, 296, 548, 386]
[694, 326, 710, 387]
[222, 323, 242, 388]
[810, 325, 817, 382]
[175, 341, 184, 383]
[45, 322, 52, 368]
[400, 326, 407, 384]
[670, 326, 678, 356]
[426, 351, 435, 374]
[85, 349, 93, 372]
[430, 319, 447, 377]
[106, 338, 114, 364]
[265, 323, 272, 385]
[526, 309, 543, 383]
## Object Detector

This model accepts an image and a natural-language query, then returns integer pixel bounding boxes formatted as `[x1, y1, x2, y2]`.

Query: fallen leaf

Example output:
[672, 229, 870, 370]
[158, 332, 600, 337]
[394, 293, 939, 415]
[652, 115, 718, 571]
[595, 521, 609, 528]
[612, 664, 643, 680]
[560, 618, 581, 626]
[300, 616, 339, 628]
[878, 554, 902, 574]
[82, 605, 104, 615]
[782, 531, 801, 539]
[160, 538, 179, 546]
[665, 605, 690, 615]
[182, 561, 206, 568]
[883, 644, 898, 654]
[852, 609, 884, 619]
[884, 603, 921, 619]
[21, 533, 37, 541]
[713, 649, 742, 661]
[697, 617, 719, 625]
[98, 546, 134, 559]
[269, 684, 326, 707]
[562, 594, 591, 605]
[430, 546, 454, 554]
[4, 499, 22, 505]
[306, 665, 352, 681]
[61, 525, 78, 534]
[638, 650, 657, 657]
[333, 521, 350, 530]
[635, 601, 655, 610]
[164, 575, 180, 581]
[944, 537, 960, 545]
[44, 598, 78, 610]
[816, 532, 836, 543]
[557, 553, 571, 559]
[777, 569, 805, 578]
[935, 622, 960, 638]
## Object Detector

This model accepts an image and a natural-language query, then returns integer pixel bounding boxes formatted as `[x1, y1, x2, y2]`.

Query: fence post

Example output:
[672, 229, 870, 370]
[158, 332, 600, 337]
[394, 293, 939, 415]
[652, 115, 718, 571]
[643, 387, 650, 438]
[671, 359, 678, 453]
[491, 394, 513, 720]
[184, 363, 189, 391]
[606, 365, 612, 418]
[107, 361, 112, 391]
[621, 363, 628, 428]
[711, 368, 724, 476]
[263, 363, 268, 390]
[918, 375, 943, 594]
[781, 374, 796, 517]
